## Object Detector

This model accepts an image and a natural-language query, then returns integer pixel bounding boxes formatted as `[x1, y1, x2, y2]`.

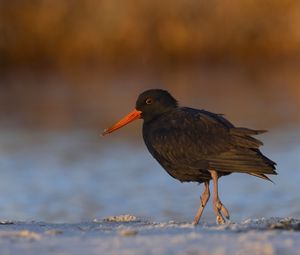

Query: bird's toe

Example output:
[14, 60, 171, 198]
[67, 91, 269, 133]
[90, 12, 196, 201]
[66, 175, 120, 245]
[216, 215, 225, 224]
[220, 204, 230, 220]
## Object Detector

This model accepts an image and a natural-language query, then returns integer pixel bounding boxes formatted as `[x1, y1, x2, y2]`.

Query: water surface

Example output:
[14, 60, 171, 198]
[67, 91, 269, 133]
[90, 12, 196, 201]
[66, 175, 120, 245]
[0, 128, 299, 223]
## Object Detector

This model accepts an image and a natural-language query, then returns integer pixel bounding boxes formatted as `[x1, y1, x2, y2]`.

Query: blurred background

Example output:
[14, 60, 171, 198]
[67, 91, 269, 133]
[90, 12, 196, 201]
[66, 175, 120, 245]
[0, 0, 299, 223]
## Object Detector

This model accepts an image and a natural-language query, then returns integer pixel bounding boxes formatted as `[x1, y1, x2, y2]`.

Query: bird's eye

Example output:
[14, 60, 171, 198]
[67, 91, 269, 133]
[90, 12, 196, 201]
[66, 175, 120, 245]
[145, 98, 153, 105]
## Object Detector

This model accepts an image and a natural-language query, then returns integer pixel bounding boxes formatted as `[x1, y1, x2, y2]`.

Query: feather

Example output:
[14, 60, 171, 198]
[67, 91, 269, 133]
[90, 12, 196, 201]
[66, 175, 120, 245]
[143, 107, 277, 183]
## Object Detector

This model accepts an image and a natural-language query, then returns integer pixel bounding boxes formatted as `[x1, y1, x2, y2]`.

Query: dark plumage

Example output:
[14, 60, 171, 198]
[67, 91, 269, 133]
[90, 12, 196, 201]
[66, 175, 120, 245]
[102, 89, 277, 224]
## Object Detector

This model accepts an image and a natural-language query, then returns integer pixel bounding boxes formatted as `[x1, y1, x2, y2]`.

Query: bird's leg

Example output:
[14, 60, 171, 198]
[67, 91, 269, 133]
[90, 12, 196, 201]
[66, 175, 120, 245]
[193, 181, 210, 225]
[209, 169, 230, 224]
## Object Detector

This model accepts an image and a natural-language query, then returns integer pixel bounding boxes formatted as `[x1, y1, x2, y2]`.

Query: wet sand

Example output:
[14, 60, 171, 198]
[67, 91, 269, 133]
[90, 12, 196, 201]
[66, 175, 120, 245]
[0, 216, 299, 255]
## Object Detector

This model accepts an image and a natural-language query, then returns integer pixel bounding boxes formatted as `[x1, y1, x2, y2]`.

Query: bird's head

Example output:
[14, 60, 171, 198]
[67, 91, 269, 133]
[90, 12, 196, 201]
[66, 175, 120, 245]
[102, 89, 178, 136]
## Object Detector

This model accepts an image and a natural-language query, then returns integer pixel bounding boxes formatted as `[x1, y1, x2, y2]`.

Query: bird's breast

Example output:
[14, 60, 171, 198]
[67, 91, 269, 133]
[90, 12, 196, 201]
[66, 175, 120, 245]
[142, 123, 211, 183]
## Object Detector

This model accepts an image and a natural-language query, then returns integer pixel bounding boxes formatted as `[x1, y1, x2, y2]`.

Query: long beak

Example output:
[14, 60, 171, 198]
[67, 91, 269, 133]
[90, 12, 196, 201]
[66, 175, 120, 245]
[102, 109, 142, 136]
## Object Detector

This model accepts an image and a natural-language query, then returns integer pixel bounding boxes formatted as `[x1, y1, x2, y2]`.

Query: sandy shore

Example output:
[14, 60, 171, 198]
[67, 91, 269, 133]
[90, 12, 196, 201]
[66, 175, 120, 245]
[0, 216, 299, 255]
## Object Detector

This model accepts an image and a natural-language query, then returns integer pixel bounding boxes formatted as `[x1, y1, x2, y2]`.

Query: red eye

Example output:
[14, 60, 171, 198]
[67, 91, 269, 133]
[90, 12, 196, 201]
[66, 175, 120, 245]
[146, 98, 153, 105]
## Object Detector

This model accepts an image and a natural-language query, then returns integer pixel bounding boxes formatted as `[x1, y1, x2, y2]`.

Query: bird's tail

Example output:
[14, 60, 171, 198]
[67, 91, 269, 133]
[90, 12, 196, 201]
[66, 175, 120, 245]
[247, 172, 274, 183]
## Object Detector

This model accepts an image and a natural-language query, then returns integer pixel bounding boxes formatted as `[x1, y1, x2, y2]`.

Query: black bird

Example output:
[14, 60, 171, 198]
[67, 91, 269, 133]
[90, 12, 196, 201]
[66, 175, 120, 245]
[102, 89, 277, 224]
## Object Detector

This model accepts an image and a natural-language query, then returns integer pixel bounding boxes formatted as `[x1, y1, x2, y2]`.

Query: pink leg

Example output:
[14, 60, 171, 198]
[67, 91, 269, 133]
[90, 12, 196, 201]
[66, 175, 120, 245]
[209, 169, 230, 224]
[193, 181, 210, 225]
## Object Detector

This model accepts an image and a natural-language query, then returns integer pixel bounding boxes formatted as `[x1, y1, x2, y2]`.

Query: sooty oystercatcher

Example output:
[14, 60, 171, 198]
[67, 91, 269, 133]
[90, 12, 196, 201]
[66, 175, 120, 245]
[102, 89, 277, 224]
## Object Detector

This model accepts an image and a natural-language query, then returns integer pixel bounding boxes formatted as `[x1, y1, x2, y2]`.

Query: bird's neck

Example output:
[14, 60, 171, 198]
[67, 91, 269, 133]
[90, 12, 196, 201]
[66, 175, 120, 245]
[142, 107, 176, 124]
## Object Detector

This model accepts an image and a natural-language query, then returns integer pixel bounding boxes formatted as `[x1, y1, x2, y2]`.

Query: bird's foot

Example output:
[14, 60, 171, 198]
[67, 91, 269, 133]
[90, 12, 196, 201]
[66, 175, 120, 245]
[214, 200, 230, 225]
[192, 197, 207, 225]
[193, 182, 210, 225]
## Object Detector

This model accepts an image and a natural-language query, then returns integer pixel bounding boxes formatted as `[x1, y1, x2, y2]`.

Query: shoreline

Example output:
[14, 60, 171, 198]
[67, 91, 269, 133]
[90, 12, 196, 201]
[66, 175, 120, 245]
[0, 216, 299, 255]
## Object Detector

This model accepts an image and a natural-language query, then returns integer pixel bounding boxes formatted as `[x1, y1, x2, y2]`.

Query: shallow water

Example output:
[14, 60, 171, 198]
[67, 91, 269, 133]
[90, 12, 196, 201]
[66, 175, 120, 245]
[0, 128, 299, 223]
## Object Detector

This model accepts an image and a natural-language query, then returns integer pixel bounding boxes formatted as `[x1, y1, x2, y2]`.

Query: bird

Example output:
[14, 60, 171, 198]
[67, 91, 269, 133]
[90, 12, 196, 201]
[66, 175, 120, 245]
[102, 89, 277, 225]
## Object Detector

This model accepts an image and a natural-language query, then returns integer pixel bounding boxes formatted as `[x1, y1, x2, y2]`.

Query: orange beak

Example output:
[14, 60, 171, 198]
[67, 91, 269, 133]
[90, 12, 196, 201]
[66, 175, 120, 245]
[102, 109, 142, 136]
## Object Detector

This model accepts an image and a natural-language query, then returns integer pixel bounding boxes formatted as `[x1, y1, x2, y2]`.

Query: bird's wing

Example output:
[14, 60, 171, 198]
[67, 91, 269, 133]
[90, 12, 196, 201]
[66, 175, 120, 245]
[148, 108, 276, 175]
[148, 108, 233, 167]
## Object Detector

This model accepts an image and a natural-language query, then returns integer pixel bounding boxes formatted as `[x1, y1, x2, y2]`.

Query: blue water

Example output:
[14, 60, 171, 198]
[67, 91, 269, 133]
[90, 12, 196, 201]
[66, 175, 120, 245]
[0, 128, 299, 223]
